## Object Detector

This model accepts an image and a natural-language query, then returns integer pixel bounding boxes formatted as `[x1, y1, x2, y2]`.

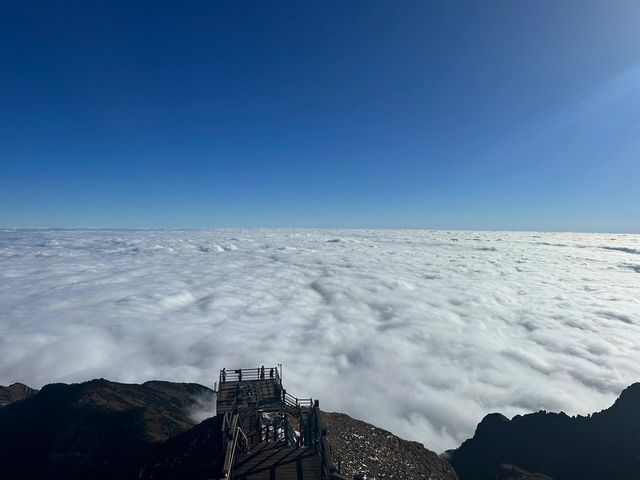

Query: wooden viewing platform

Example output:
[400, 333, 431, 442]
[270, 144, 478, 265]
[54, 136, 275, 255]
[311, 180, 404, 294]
[216, 367, 285, 416]
[215, 366, 347, 480]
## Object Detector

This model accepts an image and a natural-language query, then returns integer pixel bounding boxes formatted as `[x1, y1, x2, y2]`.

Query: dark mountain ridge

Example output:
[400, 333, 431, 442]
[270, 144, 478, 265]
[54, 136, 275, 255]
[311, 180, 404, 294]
[448, 383, 640, 480]
[0, 378, 213, 479]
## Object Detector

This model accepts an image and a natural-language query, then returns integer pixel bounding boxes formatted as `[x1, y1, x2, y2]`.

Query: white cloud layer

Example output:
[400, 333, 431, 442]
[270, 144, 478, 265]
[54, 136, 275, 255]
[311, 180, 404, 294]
[1, 229, 639, 451]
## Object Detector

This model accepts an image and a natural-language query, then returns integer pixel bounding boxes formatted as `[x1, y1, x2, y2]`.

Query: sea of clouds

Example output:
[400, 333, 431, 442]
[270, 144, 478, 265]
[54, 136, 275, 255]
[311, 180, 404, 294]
[1, 229, 639, 451]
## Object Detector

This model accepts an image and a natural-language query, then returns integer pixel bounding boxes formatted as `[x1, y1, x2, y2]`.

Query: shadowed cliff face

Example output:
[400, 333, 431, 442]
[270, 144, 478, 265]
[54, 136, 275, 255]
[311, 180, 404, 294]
[0, 379, 214, 480]
[448, 383, 640, 480]
[140, 415, 225, 480]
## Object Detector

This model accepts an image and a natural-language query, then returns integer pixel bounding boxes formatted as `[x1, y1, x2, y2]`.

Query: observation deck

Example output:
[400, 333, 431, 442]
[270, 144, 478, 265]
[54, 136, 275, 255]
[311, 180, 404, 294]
[215, 366, 346, 480]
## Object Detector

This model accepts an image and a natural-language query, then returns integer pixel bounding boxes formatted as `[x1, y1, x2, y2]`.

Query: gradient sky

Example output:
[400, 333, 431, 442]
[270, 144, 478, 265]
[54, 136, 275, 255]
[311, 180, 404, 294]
[1, 1, 639, 231]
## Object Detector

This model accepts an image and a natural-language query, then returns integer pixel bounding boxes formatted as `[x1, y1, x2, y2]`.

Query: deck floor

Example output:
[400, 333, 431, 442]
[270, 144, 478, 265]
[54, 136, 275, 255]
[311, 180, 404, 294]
[217, 378, 283, 415]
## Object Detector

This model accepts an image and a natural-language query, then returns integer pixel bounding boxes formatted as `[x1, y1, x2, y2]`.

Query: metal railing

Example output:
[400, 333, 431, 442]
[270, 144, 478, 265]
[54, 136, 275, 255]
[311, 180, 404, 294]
[220, 413, 239, 479]
[242, 416, 298, 449]
[284, 391, 313, 409]
[219, 366, 280, 384]
[307, 401, 343, 479]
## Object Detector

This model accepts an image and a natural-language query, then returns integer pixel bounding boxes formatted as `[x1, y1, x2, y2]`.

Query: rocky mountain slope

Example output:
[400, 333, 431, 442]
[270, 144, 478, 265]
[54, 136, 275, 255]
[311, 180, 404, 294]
[322, 411, 458, 480]
[0, 382, 38, 407]
[0, 379, 213, 479]
[448, 383, 640, 480]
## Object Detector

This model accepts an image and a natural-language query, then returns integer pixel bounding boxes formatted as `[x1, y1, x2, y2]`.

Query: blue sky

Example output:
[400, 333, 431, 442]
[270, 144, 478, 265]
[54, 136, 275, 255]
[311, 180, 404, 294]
[1, 1, 639, 231]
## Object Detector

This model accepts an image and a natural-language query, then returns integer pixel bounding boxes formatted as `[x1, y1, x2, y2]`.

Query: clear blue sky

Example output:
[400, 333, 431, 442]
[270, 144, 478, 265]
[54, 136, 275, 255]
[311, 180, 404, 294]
[1, 1, 639, 231]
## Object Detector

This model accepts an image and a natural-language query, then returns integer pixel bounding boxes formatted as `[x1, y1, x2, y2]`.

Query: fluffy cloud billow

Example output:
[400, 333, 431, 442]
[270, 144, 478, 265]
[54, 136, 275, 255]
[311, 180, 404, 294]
[1, 229, 639, 451]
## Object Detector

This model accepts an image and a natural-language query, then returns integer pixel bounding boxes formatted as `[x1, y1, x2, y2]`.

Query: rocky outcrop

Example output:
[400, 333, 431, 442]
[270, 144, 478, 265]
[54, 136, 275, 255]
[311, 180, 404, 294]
[448, 383, 640, 480]
[322, 411, 458, 480]
[0, 382, 38, 406]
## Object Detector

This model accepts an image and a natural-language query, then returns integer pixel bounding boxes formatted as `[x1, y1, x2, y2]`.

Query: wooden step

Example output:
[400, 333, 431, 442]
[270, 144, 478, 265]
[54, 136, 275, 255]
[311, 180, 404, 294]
[232, 444, 321, 480]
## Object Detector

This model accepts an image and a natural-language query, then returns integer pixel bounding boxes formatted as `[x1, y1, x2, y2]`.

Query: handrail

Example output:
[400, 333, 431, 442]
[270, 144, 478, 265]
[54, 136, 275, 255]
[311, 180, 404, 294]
[284, 419, 298, 448]
[220, 414, 239, 478]
[242, 416, 296, 447]
[219, 366, 280, 384]
[237, 427, 249, 453]
[284, 392, 313, 408]
[308, 402, 342, 478]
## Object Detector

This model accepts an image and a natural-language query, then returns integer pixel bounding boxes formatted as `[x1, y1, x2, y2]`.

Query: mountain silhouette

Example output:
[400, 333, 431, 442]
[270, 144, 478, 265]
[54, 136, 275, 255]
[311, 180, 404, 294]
[448, 383, 640, 480]
[0, 379, 213, 479]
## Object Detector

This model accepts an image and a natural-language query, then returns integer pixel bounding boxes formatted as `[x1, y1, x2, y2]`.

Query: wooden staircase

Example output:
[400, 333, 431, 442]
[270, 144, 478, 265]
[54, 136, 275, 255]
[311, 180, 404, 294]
[215, 367, 345, 480]
[233, 442, 320, 480]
